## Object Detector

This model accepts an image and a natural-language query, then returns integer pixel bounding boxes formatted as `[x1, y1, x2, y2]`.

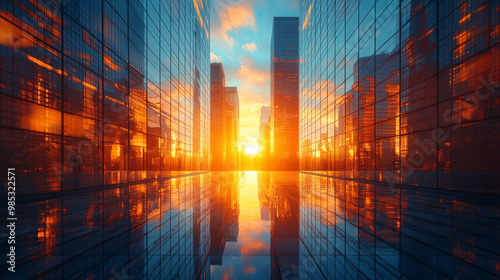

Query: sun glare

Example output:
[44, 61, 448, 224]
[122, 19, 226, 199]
[245, 145, 258, 156]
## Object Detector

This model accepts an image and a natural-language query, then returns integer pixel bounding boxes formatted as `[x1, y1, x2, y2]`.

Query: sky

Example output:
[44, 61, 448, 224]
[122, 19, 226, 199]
[210, 0, 298, 145]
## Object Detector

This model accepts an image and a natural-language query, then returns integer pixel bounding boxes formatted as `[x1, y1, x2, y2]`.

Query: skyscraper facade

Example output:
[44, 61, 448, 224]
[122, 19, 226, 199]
[0, 0, 211, 195]
[259, 106, 271, 169]
[225, 86, 239, 168]
[210, 62, 226, 170]
[271, 17, 300, 170]
[299, 0, 500, 194]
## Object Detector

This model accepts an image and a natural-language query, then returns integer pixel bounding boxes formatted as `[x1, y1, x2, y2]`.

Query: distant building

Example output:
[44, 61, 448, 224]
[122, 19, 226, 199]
[270, 17, 299, 170]
[259, 106, 271, 169]
[210, 63, 226, 170]
[225, 87, 239, 169]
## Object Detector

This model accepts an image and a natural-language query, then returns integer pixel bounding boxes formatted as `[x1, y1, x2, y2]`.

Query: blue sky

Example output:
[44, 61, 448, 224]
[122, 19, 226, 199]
[210, 0, 299, 143]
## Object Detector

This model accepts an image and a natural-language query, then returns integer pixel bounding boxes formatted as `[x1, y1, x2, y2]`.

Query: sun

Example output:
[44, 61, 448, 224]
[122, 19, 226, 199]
[245, 145, 258, 156]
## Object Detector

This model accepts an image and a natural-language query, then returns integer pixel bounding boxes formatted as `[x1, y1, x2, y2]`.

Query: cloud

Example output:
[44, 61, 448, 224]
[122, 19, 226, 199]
[243, 266, 257, 274]
[230, 57, 271, 142]
[302, 1, 313, 30]
[209, 0, 300, 141]
[210, 52, 222, 62]
[242, 43, 257, 52]
[238, 236, 269, 256]
[227, 37, 236, 48]
[237, 85, 269, 143]
[237, 65, 268, 84]
[219, 3, 256, 43]
[236, 58, 268, 85]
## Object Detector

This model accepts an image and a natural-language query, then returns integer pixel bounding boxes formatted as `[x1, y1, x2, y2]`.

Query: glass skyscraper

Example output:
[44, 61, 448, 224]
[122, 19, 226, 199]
[271, 17, 300, 170]
[0, 0, 211, 278]
[259, 106, 271, 169]
[1, 1, 499, 279]
[210, 62, 226, 170]
[0, 0, 211, 196]
[225, 86, 239, 168]
[299, 0, 499, 195]
[0, 0, 210, 279]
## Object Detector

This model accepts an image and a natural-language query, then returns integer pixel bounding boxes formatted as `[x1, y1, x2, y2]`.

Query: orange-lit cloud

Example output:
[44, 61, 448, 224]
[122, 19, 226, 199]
[237, 65, 268, 84]
[227, 37, 236, 47]
[219, 3, 256, 44]
[218, 266, 234, 280]
[243, 266, 257, 274]
[193, 0, 209, 39]
[233, 58, 270, 143]
[236, 59, 268, 85]
[242, 43, 257, 52]
[210, 52, 222, 62]
[211, 1, 299, 142]
[302, 1, 314, 30]
[238, 236, 269, 255]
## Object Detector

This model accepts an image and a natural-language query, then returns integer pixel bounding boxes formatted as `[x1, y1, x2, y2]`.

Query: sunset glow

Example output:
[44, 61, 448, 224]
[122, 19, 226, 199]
[210, 0, 299, 141]
[0, 0, 499, 279]
[244, 144, 258, 156]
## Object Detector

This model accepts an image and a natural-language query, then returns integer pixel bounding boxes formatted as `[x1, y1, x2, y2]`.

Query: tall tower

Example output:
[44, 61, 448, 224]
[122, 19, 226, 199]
[270, 17, 299, 170]
[259, 106, 271, 169]
[225, 86, 239, 169]
[210, 63, 226, 170]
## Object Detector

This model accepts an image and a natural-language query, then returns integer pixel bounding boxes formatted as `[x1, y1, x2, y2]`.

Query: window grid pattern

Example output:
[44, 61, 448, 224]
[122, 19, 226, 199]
[299, 0, 500, 194]
[0, 0, 211, 196]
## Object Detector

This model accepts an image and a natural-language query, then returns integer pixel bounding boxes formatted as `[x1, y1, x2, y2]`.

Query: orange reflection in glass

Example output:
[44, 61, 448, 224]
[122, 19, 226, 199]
[27, 55, 62, 75]
[37, 203, 60, 257]
[104, 54, 121, 71]
[0, 11, 36, 49]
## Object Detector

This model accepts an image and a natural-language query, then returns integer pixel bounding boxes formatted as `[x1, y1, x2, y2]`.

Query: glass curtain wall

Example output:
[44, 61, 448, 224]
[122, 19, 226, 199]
[299, 0, 500, 194]
[0, 0, 211, 196]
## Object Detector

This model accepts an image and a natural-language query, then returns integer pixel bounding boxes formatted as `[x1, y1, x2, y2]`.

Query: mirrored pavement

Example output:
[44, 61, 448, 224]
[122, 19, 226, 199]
[1, 172, 499, 279]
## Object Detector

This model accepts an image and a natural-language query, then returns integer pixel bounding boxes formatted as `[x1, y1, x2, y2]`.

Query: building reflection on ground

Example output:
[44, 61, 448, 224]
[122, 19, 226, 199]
[1, 172, 499, 279]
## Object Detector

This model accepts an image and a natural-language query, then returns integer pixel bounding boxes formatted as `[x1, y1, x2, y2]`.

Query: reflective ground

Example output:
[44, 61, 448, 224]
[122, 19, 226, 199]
[1, 172, 499, 279]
